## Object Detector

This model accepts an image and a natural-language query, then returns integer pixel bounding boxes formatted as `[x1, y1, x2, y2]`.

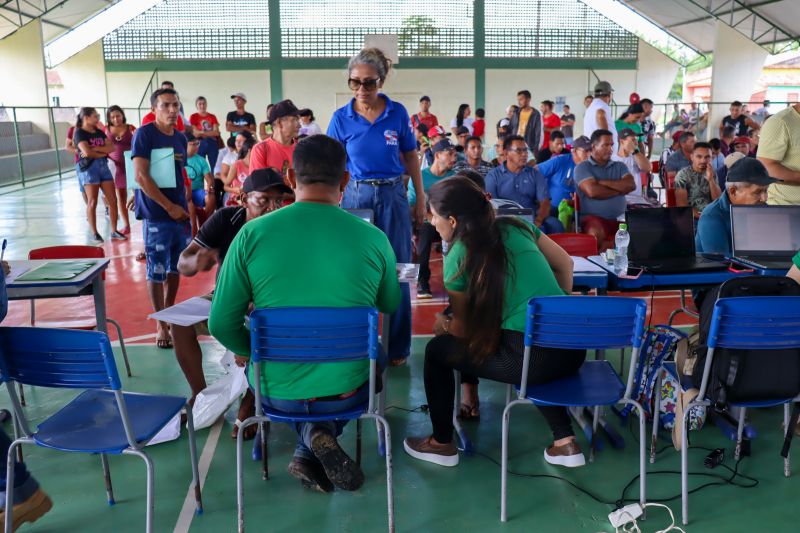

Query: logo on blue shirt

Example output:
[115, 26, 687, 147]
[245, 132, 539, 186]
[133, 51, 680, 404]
[384, 130, 399, 146]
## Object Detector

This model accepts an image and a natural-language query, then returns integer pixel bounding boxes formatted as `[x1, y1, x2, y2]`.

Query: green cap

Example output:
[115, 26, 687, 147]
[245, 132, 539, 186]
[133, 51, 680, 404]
[619, 223, 627, 230]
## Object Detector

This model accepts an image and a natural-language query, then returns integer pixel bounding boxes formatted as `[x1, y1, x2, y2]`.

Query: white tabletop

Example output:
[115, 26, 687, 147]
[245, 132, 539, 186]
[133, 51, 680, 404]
[5, 259, 109, 299]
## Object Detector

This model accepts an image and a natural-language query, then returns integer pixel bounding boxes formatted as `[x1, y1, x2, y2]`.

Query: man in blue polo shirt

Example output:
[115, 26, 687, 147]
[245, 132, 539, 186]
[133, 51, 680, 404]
[132, 87, 191, 349]
[537, 135, 591, 216]
[409, 139, 456, 298]
[574, 129, 636, 248]
[696, 158, 774, 255]
[485, 135, 562, 234]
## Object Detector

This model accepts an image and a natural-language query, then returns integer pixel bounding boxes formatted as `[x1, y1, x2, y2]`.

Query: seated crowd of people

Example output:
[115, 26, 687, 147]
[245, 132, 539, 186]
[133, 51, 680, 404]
[7, 46, 797, 518]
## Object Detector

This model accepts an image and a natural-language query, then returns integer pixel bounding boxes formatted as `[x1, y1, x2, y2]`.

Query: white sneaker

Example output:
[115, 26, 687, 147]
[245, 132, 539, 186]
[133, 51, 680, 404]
[544, 441, 586, 468]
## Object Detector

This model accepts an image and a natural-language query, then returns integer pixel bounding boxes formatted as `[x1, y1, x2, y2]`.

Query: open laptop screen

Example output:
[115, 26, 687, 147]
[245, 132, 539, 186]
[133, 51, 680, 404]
[626, 207, 695, 263]
[731, 205, 800, 257]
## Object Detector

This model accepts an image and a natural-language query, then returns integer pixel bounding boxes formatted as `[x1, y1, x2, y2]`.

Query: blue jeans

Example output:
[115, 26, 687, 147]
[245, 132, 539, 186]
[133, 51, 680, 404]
[143, 219, 191, 282]
[0, 428, 38, 509]
[540, 216, 564, 235]
[341, 179, 412, 360]
[262, 382, 371, 462]
[198, 138, 219, 172]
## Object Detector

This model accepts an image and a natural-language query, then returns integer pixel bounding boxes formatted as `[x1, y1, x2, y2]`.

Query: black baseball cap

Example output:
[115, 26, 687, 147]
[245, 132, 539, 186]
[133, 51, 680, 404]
[619, 128, 642, 140]
[416, 123, 430, 136]
[726, 157, 778, 186]
[572, 136, 591, 151]
[432, 139, 456, 155]
[455, 126, 470, 136]
[242, 168, 292, 194]
[420, 95, 431, 102]
[267, 99, 300, 124]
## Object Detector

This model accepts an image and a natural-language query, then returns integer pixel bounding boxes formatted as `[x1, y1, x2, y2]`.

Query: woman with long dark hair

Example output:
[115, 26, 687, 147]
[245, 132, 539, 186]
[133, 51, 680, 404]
[403, 176, 586, 468]
[74, 107, 126, 243]
[450, 103, 474, 136]
[222, 136, 256, 206]
[106, 105, 135, 235]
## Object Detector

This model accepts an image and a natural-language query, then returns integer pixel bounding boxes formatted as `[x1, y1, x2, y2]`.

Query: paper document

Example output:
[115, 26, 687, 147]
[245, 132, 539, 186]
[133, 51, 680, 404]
[397, 263, 420, 283]
[4, 266, 30, 285]
[125, 148, 177, 189]
[571, 256, 606, 273]
[14, 261, 95, 282]
[149, 296, 212, 327]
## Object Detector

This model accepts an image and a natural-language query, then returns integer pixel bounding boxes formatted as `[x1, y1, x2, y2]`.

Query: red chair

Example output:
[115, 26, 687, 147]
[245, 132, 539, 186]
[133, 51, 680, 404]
[27, 245, 132, 378]
[549, 233, 598, 257]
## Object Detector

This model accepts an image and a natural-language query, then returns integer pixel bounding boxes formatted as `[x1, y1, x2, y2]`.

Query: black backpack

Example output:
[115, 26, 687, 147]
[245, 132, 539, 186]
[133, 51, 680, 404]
[694, 276, 800, 407]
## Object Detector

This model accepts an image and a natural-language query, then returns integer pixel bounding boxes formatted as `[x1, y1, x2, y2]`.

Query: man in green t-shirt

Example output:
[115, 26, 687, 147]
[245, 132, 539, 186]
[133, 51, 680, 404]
[410, 139, 456, 298]
[209, 135, 401, 493]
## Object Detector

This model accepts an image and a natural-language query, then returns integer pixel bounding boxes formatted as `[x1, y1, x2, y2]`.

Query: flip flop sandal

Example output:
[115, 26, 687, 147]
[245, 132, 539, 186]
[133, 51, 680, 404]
[458, 403, 480, 421]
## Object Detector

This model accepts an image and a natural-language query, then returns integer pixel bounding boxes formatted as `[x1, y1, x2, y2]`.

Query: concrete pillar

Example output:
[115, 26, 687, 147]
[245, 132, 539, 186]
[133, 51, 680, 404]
[0, 20, 51, 134]
[54, 40, 108, 109]
[708, 20, 768, 140]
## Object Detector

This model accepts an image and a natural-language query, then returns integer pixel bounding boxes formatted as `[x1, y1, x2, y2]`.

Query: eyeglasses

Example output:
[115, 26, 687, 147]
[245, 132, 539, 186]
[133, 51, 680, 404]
[348, 78, 380, 91]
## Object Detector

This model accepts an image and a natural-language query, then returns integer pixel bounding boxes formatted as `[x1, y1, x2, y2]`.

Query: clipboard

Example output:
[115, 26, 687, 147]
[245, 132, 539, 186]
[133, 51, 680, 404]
[125, 148, 178, 189]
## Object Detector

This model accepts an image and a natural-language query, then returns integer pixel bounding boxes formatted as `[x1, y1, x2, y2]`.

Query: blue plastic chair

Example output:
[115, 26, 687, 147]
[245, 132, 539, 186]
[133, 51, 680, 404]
[676, 296, 800, 526]
[0, 327, 202, 533]
[501, 296, 648, 523]
[236, 307, 393, 533]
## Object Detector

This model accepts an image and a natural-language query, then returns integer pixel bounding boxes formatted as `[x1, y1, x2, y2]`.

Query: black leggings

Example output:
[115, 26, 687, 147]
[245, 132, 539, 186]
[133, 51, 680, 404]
[424, 331, 586, 443]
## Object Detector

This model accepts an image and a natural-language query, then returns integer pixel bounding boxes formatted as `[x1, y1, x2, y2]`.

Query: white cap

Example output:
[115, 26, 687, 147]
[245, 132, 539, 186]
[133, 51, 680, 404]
[230, 92, 247, 101]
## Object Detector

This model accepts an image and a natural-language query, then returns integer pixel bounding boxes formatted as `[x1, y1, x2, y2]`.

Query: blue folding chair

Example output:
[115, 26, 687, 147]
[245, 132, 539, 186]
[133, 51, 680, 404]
[501, 296, 648, 522]
[236, 307, 393, 533]
[677, 296, 800, 525]
[0, 327, 202, 533]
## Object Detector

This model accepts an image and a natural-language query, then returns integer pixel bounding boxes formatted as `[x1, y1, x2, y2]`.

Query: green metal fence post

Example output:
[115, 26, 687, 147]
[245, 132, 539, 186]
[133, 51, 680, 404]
[268, 0, 283, 103]
[473, 0, 485, 110]
[49, 106, 63, 182]
[11, 107, 24, 187]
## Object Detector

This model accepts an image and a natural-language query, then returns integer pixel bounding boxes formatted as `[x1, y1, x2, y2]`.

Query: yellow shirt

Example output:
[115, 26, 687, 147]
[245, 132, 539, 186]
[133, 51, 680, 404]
[517, 108, 533, 136]
[759, 106, 800, 205]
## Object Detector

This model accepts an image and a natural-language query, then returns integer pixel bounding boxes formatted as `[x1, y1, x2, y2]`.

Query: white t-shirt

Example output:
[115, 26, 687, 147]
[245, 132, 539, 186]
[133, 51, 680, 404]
[214, 147, 232, 176]
[583, 98, 617, 151]
[450, 117, 474, 134]
[612, 151, 650, 204]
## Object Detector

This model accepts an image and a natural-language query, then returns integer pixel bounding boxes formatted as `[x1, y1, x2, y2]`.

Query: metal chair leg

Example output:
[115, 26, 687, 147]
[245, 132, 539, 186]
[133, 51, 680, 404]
[186, 403, 203, 514]
[5, 440, 23, 533]
[590, 406, 600, 463]
[651, 371, 663, 464]
[108, 319, 132, 377]
[101, 453, 115, 505]
[261, 421, 269, 480]
[17, 383, 25, 407]
[361, 412, 394, 532]
[237, 415, 265, 533]
[681, 402, 696, 526]
[452, 371, 472, 453]
[784, 403, 792, 478]
[500, 399, 527, 522]
[505, 384, 512, 405]
[735, 408, 747, 460]
[125, 449, 154, 533]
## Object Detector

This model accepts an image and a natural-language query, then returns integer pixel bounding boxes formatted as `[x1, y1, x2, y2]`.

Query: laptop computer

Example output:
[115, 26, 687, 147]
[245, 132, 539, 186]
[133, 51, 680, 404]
[495, 208, 535, 225]
[626, 207, 727, 273]
[731, 205, 800, 270]
[344, 208, 375, 224]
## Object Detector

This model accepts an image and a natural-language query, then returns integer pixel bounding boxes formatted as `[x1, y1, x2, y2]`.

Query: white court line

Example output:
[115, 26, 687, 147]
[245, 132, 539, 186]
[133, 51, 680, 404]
[173, 417, 225, 533]
[111, 333, 156, 346]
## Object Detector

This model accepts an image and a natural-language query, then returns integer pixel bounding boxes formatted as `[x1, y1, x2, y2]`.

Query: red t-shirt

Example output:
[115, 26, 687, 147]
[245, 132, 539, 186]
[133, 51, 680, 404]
[472, 119, 485, 138]
[411, 113, 439, 131]
[542, 113, 561, 147]
[142, 112, 185, 132]
[249, 138, 295, 174]
[189, 113, 219, 133]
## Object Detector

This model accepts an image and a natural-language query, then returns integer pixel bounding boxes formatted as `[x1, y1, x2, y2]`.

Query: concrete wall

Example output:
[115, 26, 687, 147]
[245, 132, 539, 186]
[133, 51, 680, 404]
[54, 40, 108, 108]
[105, 69, 271, 135]
[709, 21, 768, 140]
[0, 20, 50, 133]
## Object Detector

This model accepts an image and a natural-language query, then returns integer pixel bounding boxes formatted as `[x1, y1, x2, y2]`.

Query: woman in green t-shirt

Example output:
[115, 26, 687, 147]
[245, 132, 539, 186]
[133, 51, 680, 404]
[404, 176, 587, 468]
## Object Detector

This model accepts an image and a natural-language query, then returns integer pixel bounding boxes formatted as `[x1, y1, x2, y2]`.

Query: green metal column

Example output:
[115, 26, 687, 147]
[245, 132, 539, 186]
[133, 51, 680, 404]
[269, 0, 283, 103]
[11, 108, 25, 187]
[473, 0, 485, 110]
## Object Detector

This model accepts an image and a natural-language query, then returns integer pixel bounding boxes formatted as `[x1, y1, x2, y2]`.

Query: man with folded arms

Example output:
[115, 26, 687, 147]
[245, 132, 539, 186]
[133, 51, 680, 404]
[209, 135, 400, 493]
[175, 169, 292, 439]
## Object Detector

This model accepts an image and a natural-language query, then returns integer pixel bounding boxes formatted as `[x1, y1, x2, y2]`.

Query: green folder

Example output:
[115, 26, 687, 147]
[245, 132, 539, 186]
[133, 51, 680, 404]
[15, 261, 96, 282]
[125, 148, 178, 189]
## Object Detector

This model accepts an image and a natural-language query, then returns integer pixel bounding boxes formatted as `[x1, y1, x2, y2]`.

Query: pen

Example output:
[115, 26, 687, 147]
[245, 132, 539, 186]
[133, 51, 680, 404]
[0, 239, 6, 264]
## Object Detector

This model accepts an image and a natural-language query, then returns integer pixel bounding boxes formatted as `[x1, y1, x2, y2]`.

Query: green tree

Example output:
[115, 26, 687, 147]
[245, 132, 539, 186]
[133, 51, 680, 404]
[398, 15, 443, 57]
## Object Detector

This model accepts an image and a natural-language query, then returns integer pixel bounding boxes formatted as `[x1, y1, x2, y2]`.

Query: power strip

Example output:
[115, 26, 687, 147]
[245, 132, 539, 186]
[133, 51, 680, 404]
[609, 504, 643, 528]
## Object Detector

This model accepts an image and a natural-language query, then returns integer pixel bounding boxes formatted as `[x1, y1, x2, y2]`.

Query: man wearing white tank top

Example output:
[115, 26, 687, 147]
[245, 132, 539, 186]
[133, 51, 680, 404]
[583, 81, 618, 153]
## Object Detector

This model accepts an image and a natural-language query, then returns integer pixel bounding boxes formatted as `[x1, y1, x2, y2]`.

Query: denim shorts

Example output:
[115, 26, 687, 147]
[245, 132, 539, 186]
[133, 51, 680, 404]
[191, 189, 206, 208]
[143, 219, 191, 282]
[76, 158, 114, 186]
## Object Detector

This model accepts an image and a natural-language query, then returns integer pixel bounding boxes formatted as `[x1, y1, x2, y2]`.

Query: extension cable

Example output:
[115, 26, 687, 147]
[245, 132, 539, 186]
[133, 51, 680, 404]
[611, 503, 686, 533]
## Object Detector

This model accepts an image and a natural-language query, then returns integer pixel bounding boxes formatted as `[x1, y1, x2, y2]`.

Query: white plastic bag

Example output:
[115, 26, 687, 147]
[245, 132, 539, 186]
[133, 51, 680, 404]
[147, 412, 181, 446]
[191, 363, 248, 430]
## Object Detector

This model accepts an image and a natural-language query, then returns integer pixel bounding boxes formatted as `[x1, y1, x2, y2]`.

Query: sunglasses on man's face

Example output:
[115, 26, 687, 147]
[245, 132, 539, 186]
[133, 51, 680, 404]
[348, 78, 380, 91]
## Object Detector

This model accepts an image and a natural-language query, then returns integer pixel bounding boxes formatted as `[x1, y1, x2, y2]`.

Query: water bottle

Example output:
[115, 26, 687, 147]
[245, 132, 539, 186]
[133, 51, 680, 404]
[614, 223, 630, 274]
